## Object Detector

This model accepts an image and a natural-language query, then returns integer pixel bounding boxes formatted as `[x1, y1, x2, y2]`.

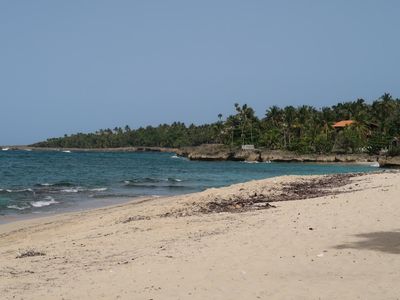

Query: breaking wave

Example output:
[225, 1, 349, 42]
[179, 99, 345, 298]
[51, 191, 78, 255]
[7, 204, 30, 210]
[0, 188, 34, 193]
[89, 187, 108, 192]
[61, 188, 80, 193]
[35, 181, 75, 187]
[30, 196, 59, 208]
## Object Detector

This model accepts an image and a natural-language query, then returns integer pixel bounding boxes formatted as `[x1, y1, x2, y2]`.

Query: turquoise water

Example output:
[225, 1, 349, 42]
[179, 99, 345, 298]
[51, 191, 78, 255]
[0, 150, 377, 216]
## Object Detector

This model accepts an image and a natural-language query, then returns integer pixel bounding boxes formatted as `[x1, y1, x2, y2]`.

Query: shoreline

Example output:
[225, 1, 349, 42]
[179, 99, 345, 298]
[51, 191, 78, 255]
[1, 171, 400, 299]
[0, 195, 159, 226]
[3, 144, 392, 166]
[0, 167, 380, 225]
[0, 195, 161, 234]
[1, 171, 371, 230]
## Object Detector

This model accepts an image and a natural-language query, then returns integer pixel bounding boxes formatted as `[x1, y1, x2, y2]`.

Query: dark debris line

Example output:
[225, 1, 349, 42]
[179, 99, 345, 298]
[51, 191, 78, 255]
[198, 173, 360, 214]
[16, 249, 46, 259]
[123, 173, 364, 220]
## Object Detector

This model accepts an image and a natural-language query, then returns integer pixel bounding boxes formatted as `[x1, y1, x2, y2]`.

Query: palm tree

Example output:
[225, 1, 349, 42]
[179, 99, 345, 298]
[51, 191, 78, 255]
[265, 106, 283, 128]
[372, 93, 395, 134]
[283, 106, 296, 147]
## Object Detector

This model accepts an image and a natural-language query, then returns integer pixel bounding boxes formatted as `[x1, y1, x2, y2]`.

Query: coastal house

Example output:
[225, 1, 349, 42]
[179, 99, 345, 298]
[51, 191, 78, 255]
[332, 120, 356, 130]
[333, 119, 378, 133]
[332, 120, 356, 153]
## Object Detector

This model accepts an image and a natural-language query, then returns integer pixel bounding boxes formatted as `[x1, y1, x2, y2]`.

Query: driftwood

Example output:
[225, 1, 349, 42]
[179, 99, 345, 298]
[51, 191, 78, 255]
[16, 249, 46, 259]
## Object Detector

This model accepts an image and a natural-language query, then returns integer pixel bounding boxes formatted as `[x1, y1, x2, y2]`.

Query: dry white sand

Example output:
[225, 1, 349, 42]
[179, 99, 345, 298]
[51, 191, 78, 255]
[1, 171, 400, 299]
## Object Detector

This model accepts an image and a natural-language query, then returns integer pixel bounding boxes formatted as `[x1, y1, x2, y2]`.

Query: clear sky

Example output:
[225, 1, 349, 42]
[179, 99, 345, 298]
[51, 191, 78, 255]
[1, 0, 399, 145]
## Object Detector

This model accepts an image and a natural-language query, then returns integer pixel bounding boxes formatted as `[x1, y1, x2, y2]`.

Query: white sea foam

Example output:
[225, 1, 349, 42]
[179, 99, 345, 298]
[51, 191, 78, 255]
[2, 148, 9, 151]
[7, 205, 30, 210]
[244, 161, 259, 164]
[370, 162, 380, 167]
[90, 187, 108, 192]
[62, 150, 71, 153]
[39, 183, 52, 186]
[165, 178, 182, 182]
[1, 188, 33, 193]
[171, 155, 189, 161]
[30, 197, 58, 208]
[61, 188, 79, 193]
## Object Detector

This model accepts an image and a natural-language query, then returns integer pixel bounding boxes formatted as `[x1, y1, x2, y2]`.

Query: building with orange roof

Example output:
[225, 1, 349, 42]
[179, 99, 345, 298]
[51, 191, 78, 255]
[332, 120, 356, 129]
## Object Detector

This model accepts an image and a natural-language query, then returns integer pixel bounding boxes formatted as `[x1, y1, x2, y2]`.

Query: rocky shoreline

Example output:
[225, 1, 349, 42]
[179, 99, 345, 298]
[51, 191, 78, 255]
[178, 144, 379, 164]
[4, 144, 400, 167]
[378, 155, 400, 168]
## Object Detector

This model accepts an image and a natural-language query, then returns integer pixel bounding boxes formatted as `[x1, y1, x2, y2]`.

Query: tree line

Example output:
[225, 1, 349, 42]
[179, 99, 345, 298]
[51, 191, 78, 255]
[32, 93, 400, 155]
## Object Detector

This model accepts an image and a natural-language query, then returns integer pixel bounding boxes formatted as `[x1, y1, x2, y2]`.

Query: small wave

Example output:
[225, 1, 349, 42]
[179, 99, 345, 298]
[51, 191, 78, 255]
[62, 150, 71, 153]
[7, 204, 30, 210]
[59, 187, 107, 193]
[171, 155, 188, 160]
[61, 188, 79, 193]
[90, 187, 108, 192]
[30, 197, 58, 208]
[1, 188, 34, 193]
[35, 181, 74, 187]
[370, 162, 380, 167]
[2, 148, 9, 151]
[123, 178, 158, 185]
[37, 183, 52, 187]
[123, 177, 182, 185]
[124, 183, 189, 189]
[167, 178, 182, 182]
[243, 161, 259, 164]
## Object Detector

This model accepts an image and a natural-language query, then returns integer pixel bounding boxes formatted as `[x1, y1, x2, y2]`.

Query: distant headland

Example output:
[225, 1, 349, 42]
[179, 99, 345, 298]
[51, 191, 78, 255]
[3, 93, 400, 167]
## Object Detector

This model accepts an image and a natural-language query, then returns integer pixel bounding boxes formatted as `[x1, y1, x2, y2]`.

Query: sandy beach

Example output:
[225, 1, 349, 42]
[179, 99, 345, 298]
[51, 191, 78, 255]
[1, 171, 400, 299]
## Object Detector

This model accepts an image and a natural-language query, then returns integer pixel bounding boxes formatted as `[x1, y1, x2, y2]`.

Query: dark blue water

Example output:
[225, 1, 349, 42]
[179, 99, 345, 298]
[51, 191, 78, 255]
[0, 150, 378, 216]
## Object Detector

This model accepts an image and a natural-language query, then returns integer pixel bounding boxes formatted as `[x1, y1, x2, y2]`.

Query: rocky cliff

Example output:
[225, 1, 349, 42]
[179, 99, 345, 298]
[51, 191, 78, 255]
[378, 156, 400, 168]
[179, 144, 379, 164]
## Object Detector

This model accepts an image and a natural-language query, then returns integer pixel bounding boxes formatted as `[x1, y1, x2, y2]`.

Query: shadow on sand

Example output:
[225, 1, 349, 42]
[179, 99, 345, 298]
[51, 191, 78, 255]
[334, 231, 400, 254]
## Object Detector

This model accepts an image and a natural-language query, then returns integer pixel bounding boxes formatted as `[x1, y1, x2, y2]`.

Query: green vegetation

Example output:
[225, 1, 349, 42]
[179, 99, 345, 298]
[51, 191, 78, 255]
[32, 93, 400, 155]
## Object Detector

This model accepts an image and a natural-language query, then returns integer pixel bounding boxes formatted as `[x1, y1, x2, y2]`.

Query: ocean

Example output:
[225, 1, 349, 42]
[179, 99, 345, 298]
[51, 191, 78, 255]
[0, 150, 378, 217]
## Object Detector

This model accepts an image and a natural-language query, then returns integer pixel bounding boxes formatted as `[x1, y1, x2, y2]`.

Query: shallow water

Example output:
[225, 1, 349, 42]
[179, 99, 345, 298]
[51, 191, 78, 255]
[0, 150, 378, 217]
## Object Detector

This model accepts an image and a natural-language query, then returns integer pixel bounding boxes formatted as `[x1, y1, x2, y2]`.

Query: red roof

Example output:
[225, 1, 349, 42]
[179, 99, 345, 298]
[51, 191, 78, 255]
[333, 120, 355, 128]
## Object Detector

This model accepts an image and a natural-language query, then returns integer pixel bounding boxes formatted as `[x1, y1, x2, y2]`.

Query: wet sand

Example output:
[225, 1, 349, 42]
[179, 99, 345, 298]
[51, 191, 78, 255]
[1, 171, 399, 299]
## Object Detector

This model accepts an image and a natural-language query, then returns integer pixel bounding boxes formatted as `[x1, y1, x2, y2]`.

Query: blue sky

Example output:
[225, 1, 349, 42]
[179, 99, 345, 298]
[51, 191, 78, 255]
[1, 0, 399, 145]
